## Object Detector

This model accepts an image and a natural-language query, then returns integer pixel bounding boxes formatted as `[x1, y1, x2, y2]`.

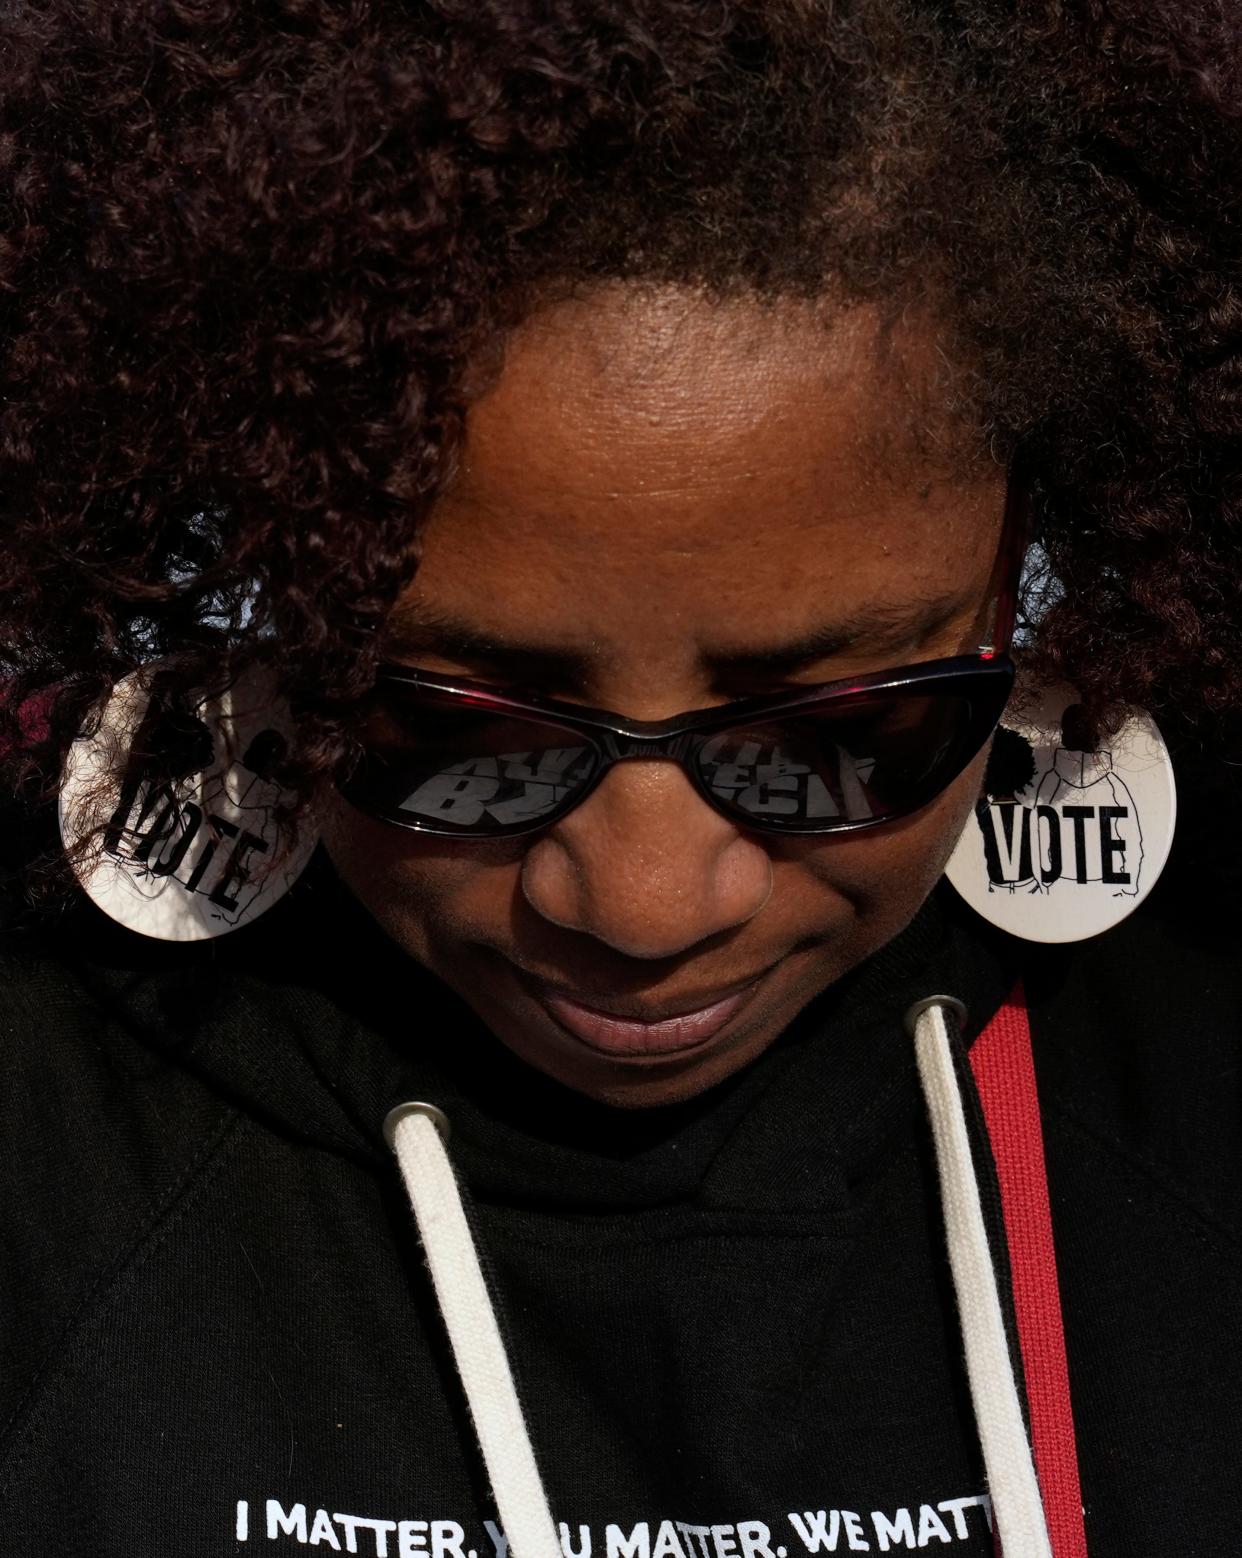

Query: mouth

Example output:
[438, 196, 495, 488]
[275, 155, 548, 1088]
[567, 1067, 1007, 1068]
[514, 969, 769, 1059]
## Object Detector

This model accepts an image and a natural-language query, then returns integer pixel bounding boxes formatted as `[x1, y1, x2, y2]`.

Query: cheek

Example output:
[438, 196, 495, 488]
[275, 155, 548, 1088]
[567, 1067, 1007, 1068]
[784, 748, 985, 935]
[318, 794, 526, 957]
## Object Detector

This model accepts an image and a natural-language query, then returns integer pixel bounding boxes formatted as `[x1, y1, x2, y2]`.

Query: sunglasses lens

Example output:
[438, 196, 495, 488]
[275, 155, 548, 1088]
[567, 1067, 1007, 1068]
[341, 689, 597, 834]
[697, 691, 987, 829]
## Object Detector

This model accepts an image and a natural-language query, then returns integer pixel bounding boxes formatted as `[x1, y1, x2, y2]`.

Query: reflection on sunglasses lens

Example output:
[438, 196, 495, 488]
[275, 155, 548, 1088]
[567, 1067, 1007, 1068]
[395, 746, 593, 828]
[699, 731, 877, 822]
[349, 691, 598, 831]
[354, 727, 593, 831]
[697, 698, 969, 826]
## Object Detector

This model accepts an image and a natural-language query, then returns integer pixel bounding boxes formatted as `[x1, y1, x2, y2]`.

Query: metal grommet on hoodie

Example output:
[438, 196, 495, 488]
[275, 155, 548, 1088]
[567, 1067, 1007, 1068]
[903, 994, 968, 1041]
[944, 683, 1176, 944]
[383, 1102, 452, 1152]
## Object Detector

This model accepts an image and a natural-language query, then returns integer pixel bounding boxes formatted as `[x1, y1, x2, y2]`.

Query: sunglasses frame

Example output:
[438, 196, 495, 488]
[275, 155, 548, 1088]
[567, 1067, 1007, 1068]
[338, 473, 1031, 840]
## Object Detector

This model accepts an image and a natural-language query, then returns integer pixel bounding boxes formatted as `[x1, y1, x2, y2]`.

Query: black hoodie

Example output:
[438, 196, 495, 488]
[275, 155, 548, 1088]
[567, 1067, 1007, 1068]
[0, 761, 1238, 1558]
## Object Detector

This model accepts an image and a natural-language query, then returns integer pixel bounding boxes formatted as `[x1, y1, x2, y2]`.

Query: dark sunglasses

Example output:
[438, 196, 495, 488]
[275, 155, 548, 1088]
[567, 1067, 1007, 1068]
[337, 483, 1028, 840]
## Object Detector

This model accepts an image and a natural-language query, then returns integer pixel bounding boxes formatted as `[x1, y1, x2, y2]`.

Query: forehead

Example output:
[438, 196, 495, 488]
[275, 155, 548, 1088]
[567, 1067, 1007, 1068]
[402, 284, 1002, 653]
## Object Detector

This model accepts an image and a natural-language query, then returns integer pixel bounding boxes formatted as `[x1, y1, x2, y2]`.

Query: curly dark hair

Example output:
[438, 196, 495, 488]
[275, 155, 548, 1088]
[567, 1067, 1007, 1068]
[1, 0, 1239, 907]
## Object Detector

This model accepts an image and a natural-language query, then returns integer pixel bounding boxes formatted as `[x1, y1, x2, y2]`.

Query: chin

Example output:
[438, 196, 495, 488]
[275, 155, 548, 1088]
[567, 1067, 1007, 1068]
[503, 1030, 777, 1109]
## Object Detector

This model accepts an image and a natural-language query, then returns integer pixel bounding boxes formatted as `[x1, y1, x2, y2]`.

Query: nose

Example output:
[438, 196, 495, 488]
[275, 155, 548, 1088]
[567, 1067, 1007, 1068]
[519, 759, 773, 959]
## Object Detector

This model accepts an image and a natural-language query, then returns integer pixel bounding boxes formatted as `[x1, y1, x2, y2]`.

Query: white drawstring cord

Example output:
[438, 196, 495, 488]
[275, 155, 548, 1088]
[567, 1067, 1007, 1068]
[907, 998, 1054, 1558]
[385, 1102, 562, 1558]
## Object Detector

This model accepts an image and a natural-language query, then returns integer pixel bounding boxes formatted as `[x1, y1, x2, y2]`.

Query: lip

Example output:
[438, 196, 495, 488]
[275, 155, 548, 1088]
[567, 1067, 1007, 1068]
[518, 971, 768, 1059]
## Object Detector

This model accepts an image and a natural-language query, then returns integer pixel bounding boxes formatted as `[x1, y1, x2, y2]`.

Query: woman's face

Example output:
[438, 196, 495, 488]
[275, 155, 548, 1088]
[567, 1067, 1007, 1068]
[321, 285, 1007, 1106]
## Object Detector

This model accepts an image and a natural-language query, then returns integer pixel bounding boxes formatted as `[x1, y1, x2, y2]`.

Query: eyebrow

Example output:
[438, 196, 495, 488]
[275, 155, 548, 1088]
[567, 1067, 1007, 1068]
[381, 611, 590, 680]
[380, 593, 971, 679]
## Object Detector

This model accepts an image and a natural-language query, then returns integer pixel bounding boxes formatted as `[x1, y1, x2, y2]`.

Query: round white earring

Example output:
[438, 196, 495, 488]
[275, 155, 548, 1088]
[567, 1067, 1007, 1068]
[58, 662, 320, 941]
[944, 684, 1177, 944]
